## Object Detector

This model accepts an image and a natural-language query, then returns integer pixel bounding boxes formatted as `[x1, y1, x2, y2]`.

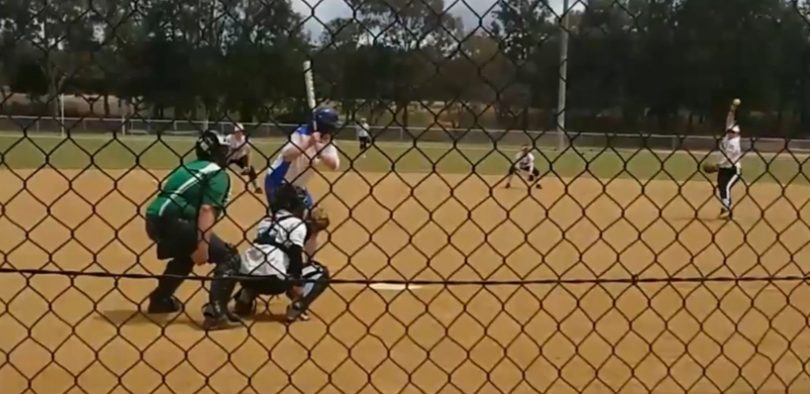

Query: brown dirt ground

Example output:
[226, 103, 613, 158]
[2, 168, 810, 393]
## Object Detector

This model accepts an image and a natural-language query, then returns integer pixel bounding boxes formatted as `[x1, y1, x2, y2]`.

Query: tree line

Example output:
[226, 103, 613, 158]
[1, 0, 810, 136]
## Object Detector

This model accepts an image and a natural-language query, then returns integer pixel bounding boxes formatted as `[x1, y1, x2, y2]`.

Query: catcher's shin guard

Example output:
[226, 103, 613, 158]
[233, 287, 258, 317]
[286, 263, 330, 322]
[202, 242, 243, 330]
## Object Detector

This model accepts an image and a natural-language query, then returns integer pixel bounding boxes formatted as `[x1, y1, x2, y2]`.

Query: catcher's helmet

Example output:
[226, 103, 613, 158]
[270, 183, 309, 218]
[195, 129, 230, 166]
[313, 107, 339, 134]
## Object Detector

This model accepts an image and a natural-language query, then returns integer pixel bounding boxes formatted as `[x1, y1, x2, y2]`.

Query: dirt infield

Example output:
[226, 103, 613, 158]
[2, 168, 810, 393]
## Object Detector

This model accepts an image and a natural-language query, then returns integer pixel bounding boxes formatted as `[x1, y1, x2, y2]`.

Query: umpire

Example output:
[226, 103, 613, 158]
[143, 129, 242, 330]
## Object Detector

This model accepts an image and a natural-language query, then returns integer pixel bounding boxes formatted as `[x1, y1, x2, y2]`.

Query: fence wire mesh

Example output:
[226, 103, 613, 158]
[2, 0, 810, 393]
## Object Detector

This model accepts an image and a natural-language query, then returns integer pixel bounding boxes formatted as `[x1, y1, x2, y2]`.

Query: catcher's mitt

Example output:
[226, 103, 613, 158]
[702, 161, 719, 174]
[307, 207, 330, 233]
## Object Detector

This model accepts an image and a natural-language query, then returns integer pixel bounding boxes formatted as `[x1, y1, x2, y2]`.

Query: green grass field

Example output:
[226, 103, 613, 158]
[0, 133, 808, 184]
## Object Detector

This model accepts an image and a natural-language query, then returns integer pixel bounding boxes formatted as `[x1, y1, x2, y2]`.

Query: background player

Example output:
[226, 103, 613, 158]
[144, 130, 242, 330]
[717, 99, 743, 219]
[505, 143, 542, 189]
[356, 117, 371, 157]
[233, 183, 331, 322]
[226, 122, 262, 194]
[265, 107, 340, 259]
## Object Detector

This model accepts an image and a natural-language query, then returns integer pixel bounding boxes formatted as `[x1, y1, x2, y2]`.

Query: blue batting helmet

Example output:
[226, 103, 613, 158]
[313, 107, 339, 134]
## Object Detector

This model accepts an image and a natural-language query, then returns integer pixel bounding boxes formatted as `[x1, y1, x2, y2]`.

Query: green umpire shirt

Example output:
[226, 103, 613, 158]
[145, 160, 231, 220]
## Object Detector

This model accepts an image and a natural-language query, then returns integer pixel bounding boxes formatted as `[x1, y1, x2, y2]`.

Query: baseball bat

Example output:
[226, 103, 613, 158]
[303, 60, 318, 133]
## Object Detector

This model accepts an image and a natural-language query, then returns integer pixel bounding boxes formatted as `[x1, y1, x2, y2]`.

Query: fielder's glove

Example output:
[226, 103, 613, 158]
[307, 207, 330, 233]
[702, 161, 719, 174]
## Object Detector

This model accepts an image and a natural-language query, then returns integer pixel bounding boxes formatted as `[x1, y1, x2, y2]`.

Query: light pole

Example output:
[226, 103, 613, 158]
[556, 0, 570, 150]
[60, 93, 65, 138]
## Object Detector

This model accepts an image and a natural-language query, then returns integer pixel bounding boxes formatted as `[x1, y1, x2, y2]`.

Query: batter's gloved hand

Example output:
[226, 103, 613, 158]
[307, 207, 330, 233]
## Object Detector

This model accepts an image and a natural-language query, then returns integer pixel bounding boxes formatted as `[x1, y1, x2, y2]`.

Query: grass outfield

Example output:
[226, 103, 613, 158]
[0, 133, 808, 184]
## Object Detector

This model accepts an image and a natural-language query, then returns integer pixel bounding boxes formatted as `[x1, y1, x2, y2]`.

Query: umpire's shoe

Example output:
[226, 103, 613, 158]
[147, 295, 183, 314]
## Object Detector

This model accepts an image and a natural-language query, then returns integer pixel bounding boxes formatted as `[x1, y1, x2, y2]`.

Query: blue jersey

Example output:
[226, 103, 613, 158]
[265, 125, 338, 208]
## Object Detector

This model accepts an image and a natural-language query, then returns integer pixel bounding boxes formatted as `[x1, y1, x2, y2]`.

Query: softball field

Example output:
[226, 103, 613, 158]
[1, 136, 810, 393]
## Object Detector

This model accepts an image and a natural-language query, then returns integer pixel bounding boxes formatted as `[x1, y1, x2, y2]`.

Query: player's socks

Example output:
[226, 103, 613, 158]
[147, 257, 194, 314]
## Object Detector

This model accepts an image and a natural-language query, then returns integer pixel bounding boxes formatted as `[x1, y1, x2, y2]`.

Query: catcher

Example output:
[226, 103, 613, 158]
[702, 98, 743, 219]
[232, 183, 331, 322]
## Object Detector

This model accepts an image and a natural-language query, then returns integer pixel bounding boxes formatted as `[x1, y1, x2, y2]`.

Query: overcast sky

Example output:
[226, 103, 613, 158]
[290, 0, 571, 36]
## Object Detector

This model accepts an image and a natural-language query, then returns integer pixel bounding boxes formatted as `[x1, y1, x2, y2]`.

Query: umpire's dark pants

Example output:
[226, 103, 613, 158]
[717, 167, 741, 208]
[145, 214, 232, 301]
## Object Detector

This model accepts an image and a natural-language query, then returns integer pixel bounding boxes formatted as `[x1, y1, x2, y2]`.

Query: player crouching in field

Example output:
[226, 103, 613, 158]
[144, 130, 243, 330]
[505, 144, 542, 189]
[226, 122, 262, 194]
[233, 183, 331, 322]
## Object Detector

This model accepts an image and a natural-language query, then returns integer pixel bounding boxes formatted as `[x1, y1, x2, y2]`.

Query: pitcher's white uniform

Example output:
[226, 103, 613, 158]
[716, 126, 742, 216]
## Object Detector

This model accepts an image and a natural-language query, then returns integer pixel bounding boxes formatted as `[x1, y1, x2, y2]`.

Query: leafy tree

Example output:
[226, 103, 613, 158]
[336, 0, 464, 127]
[489, 0, 558, 125]
[2, 0, 810, 136]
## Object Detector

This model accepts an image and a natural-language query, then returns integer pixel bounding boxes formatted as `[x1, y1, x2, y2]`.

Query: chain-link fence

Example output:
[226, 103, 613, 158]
[3, 0, 810, 393]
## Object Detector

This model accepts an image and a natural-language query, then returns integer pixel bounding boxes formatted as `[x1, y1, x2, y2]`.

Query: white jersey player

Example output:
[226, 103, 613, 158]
[234, 183, 330, 322]
[226, 123, 261, 193]
[716, 101, 743, 219]
[505, 144, 541, 189]
[264, 107, 340, 257]
[357, 118, 371, 155]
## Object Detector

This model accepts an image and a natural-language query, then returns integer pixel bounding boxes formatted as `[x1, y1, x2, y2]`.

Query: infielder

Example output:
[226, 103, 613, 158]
[265, 107, 340, 259]
[357, 118, 371, 155]
[233, 183, 331, 322]
[226, 123, 262, 194]
[505, 144, 542, 189]
[144, 129, 243, 330]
